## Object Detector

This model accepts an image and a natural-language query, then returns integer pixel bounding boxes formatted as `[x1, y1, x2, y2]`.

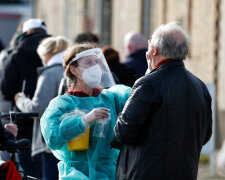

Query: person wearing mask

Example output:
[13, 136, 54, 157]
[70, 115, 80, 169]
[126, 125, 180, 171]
[112, 21, 212, 180]
[123, 32, 148, 76]
[40, 43, 131, 179]
[14, 36, 69, 180]
[0, 18, 50, 178]
[58, 32, 100, 95]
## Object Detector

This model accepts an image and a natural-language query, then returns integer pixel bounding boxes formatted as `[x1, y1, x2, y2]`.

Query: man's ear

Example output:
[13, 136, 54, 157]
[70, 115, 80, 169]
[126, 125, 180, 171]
[127, 44, 132, 53]
[153, 47, 158, 56]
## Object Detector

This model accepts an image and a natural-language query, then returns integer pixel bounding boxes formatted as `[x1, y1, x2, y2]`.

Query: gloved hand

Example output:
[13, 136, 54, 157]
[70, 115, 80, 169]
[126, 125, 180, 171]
[82, 107, 109, 128]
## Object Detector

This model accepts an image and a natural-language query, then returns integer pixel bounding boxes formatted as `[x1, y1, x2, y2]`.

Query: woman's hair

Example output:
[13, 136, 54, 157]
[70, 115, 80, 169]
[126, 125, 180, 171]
[63, 43, 97, 88]
[151, 21, 189, 60]
[102, 46, 120, 69]
[37, 36, 69, 60]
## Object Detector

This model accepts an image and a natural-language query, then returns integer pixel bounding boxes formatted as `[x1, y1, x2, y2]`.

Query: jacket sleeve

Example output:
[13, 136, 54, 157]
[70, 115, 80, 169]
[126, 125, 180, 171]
[0, 51, 20, 100]
[203, 87, 213, 145]
[40, 96, 86, 150]
[114, 78, 157, 145]
[16, 71, 58, 116]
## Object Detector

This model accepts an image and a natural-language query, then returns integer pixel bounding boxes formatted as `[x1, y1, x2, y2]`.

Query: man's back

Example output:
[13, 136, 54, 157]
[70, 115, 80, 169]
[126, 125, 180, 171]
[116, 60, 212, 180]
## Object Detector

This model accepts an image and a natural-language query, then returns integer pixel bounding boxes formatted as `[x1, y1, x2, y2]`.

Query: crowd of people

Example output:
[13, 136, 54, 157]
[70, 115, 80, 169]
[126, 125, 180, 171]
[0, 18, 213, 180]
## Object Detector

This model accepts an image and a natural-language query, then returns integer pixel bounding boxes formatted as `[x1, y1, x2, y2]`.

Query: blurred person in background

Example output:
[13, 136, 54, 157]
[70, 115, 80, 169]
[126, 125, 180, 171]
[14, 36, 69, 180]
[0, 24, 23, 114]
[123, 32, 148, 76]
[102, 46, 136, 87]
[74, 32, 99, 45]
[41, 43, 131, 179]
[112, 21, 212, 180]
[0, 18, 50, 179]
[0, 24, 24, 161]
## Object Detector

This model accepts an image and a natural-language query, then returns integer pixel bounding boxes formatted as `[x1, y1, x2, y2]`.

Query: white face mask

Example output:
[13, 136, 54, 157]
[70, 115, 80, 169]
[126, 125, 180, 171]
[79, 64, 102, 88]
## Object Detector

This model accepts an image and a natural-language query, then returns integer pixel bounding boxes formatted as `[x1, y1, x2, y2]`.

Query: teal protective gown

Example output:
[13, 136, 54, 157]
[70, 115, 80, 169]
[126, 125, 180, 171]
[40, 85, 131, 180]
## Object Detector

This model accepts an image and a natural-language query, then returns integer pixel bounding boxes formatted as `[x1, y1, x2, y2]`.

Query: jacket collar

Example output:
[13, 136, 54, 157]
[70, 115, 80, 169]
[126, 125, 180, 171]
[47, 51, 64, 66]
[66, 88, 101, 97]
[150, 60, 184, 74]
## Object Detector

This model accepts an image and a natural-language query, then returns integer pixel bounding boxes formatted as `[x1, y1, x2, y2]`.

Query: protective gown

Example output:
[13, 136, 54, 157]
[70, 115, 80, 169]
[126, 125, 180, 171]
[40, 85, 131, 180]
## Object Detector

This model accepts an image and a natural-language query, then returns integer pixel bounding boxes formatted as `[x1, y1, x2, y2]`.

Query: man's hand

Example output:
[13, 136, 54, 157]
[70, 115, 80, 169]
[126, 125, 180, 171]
[5, 123, 18, 137]
[14, 93, 26, 103]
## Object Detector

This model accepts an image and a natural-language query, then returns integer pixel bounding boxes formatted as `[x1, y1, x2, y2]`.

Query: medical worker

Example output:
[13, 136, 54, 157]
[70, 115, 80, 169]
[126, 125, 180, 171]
[40, 43, 131, 180]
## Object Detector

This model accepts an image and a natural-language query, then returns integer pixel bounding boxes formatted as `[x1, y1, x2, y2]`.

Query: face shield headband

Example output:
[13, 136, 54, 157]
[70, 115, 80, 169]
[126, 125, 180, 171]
[68, 48, 101, 65]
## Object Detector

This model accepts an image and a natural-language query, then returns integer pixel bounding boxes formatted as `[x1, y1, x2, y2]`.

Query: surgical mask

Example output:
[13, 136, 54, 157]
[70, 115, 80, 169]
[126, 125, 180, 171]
[79, 64, 102, 88]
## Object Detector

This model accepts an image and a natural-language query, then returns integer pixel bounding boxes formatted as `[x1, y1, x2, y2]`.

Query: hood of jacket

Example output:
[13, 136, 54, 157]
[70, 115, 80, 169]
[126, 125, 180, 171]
[17, 31, 50, 53]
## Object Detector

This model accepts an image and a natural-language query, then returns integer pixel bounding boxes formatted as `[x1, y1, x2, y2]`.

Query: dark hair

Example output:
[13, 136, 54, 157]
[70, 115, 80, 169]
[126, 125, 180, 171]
[102, 46, 120, 69]
[74, 32, 99, 44]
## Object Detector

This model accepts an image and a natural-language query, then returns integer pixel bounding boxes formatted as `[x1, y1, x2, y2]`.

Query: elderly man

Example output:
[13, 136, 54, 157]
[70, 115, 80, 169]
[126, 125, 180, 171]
[112, 21, 212, 180]
[123, 32, 148, 75]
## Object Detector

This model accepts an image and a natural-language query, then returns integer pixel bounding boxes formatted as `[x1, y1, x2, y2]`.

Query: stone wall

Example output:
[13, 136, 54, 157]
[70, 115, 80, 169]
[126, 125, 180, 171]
[111, 0, 142, 61]
[36, 0, 84, 45]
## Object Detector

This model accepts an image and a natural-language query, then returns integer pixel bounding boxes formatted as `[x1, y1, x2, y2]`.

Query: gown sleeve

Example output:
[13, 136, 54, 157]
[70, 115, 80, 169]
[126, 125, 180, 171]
[107, 85, 131, 114]
[40, 95, 86, 150]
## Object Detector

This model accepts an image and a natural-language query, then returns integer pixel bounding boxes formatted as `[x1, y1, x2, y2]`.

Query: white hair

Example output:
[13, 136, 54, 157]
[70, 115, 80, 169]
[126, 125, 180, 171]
[124, 32, 147, 48]
[151, 21, 189, 60]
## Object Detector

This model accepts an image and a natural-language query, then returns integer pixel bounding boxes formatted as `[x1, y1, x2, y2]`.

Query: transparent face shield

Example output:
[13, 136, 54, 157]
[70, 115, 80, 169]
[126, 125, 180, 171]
[69, 48, 116, 89]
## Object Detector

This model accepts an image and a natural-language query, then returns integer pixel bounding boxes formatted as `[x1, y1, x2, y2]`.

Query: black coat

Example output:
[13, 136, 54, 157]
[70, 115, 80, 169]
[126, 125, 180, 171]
[111, 63, 136, 87]
[0, 31, 49, 139]
[1, 32, 49, 101]
[124, 49, 148, 75]
[112, 60, 212, 180]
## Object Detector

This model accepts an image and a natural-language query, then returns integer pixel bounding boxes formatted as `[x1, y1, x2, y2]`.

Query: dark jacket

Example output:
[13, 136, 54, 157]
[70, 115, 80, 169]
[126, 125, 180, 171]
[112, 60, 212, 180]
[111, 63, 136, 87]
[0, 48, 14, 113]
[0, 31, 49, 139]
[124, 49, 148, 75]
[1, 32, 49, 101]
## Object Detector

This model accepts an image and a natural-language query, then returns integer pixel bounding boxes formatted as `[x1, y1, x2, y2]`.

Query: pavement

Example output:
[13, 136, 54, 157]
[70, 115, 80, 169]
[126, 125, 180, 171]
[198, 162, 225, 180]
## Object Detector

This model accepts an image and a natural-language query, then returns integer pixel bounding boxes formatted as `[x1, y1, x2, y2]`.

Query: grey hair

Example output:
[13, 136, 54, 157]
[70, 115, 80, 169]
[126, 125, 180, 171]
[151, 21, 189, 60]
[124, 32, 147, 48]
